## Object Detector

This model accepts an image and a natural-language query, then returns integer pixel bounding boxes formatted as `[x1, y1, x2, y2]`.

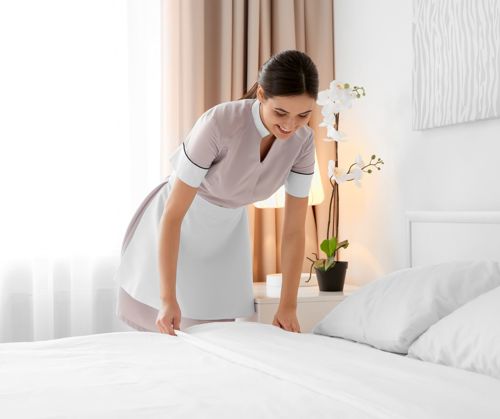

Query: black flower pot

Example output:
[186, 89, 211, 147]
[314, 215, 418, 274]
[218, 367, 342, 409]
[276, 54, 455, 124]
[314, 261, 348, 292]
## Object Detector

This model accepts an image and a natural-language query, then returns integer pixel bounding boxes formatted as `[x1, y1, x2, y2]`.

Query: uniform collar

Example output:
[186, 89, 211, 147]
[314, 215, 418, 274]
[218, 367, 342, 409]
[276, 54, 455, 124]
[252, 99, 271, 138]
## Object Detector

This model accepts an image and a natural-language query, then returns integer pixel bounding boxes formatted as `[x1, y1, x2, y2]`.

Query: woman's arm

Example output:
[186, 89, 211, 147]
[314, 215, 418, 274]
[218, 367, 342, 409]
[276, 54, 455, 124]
[156, 177, 198, 334]
[273, 192, 309, 332]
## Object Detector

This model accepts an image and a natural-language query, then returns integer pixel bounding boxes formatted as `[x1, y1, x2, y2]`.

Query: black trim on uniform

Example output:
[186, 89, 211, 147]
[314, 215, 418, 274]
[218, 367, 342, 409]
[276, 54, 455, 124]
[290, 169, 314, 176]
[182, 142, 210, 170]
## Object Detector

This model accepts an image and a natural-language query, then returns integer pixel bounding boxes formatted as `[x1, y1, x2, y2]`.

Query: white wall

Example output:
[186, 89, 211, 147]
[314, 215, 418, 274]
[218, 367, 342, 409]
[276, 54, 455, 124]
[333, 0, 500, 285]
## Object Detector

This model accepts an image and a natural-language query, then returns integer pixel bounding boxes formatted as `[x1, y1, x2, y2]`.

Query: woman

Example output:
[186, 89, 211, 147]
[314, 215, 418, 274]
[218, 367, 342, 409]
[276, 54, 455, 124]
[114, 49, 319, 336]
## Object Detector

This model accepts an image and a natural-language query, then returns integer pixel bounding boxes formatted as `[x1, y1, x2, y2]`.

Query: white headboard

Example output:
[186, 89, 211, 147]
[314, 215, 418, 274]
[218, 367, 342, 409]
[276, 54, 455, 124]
[407, 211, 500, 267]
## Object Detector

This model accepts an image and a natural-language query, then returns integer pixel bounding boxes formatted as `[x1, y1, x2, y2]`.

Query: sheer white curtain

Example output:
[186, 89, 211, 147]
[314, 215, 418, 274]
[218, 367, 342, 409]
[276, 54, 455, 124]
[0, 0, 161, 343]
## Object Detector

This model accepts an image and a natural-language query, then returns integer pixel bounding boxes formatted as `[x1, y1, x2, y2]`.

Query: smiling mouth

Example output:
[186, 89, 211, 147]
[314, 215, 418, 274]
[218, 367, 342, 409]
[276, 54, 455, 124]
[277, 125, 292, 134]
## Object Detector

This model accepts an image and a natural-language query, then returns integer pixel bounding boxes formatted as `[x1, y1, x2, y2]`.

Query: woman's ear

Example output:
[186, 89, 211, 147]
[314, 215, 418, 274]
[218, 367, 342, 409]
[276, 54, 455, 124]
[256, 85, 265, 102]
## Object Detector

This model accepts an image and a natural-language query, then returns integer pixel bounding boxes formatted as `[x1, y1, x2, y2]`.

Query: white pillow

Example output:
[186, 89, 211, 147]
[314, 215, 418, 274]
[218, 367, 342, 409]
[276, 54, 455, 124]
[312, 260, 500, 354]
[408, 285, 500, 379]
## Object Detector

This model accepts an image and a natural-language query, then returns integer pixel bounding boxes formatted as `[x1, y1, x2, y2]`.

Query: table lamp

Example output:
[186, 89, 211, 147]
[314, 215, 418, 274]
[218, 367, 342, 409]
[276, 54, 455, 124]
[253, 152, 324, 288]
[253, 153, 324, 209]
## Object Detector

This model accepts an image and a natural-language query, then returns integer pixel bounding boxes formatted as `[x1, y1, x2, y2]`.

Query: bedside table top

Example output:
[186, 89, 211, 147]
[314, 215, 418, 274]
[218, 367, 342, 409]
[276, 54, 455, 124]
[252, 282, 360, 304]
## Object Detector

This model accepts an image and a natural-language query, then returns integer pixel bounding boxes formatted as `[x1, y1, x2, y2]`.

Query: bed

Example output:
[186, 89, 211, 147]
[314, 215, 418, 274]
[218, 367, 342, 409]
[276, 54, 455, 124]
[1, 211, 500, 418]
[1, 321, 499, 419]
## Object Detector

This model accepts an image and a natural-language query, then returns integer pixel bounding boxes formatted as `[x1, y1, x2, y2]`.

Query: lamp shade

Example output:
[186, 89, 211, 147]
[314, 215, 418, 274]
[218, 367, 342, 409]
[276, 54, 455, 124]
[253, 151, 324, 209]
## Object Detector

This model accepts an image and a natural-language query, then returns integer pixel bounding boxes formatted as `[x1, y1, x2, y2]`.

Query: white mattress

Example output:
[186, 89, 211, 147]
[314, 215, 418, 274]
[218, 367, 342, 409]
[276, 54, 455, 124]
[1, 322, 499, 418]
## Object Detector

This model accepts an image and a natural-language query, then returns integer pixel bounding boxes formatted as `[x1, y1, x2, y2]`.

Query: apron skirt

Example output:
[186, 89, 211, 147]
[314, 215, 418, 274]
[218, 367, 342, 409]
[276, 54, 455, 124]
[113, 172, 255, 320]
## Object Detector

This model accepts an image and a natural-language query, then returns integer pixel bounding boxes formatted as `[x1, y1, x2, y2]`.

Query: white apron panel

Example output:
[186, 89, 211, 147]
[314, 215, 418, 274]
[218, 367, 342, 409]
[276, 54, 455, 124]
[114, 173, 255, 320]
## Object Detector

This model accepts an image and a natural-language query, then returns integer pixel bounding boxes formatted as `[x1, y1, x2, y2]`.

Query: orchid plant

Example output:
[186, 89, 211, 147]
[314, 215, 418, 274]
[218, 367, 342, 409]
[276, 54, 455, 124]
[306, 81, 384, 279]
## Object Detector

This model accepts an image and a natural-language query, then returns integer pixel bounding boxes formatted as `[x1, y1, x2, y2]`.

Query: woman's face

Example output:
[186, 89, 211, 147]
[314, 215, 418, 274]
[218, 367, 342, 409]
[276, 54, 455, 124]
[257, 86, 315, 140]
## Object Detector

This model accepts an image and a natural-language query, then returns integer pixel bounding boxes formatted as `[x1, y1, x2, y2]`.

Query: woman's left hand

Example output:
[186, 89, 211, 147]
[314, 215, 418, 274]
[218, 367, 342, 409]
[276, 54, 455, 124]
[272, 307, 301, 333]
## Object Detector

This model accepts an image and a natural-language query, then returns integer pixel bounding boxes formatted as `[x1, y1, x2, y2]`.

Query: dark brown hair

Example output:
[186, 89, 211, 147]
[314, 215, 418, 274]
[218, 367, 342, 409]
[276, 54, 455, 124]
[240, 50, 319, 100]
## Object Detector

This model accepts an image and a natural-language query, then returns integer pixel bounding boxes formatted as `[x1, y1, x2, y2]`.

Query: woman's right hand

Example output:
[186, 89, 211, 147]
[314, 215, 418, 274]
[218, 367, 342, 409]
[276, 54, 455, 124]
[156, 299, 181, 336]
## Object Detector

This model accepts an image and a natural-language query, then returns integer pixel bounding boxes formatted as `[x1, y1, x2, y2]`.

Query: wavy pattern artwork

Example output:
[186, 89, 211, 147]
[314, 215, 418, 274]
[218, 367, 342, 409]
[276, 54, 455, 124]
[412, 0, 500, 130]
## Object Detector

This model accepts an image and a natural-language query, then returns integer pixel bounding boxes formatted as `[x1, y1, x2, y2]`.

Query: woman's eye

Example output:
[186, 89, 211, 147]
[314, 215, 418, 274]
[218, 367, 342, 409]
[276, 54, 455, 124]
[274, 111, 308, 118]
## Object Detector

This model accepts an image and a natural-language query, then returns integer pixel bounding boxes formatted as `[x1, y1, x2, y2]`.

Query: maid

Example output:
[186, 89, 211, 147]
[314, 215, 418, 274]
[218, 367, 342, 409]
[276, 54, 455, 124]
[114, 50, 319, 335]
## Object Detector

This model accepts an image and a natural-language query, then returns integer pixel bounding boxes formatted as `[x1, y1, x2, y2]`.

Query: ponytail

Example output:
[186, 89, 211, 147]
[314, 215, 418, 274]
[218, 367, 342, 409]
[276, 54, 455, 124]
[239, 81, 258, 100]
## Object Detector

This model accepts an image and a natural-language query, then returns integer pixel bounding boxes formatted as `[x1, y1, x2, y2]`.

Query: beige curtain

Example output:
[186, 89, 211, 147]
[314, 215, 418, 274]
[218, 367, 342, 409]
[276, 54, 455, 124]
[161, 0, 336, 282]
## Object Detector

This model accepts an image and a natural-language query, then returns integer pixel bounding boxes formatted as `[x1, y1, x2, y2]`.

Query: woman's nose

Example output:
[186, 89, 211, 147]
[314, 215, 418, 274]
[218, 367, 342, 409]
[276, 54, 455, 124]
[282, 117, 293, 129]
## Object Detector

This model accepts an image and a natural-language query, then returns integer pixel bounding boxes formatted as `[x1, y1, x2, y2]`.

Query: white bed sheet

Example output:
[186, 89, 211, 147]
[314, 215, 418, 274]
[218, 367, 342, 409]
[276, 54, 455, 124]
[0, 322, 499, 418]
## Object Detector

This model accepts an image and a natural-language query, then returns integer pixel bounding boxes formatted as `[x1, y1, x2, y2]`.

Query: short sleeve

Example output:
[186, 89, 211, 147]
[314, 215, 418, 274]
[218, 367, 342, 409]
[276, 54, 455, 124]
[169, 108, 220, 188]
[285, 131, 315, 198]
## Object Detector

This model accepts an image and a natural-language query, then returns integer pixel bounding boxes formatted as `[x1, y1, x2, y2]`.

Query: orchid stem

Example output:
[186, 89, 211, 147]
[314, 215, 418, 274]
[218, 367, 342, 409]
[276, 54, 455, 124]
[326, 180, 337, 241]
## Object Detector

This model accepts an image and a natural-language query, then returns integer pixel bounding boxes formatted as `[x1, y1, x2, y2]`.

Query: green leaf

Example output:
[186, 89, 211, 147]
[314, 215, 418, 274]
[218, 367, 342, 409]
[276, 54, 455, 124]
[336, 239, 349, 251]
[325, 256, 336, 270]
[320, 237, 337, 258]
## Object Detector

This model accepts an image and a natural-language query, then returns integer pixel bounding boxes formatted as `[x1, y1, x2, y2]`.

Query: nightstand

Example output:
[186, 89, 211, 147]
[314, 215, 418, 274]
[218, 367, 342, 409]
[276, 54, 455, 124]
[246, 282, 359, 333]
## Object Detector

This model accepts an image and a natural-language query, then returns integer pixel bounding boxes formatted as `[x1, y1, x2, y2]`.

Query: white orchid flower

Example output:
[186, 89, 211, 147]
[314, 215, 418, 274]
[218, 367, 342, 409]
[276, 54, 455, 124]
[336, 90, 354, 112]
[321, 99, 342, 114]
[327, 160, 335, 178]
[332, 168, 355, 184]
[318, 81, 354, 114]
[317, 93, 335, 109]
[351, 167, 363, 187]
[328, 156, 356, 184]
[331, 169, 348, 184]
[326, 125, 346, 141]
[316, 89, 332, 106]
[332, 101, 349, 114]
[319, 112, 336, 127]
[319, 111, 344, 141]
[317, 81, 342, 104]
[329, 80, 342, 91]
[320, 102, 335, 117]
[331, 164, 364, 186]
[328, 80, 346, 98]
[355, 154, 365, 169]
[326, 81, 355, 112]
[317, 80, 365, 142]
[330, 80, 355, 96]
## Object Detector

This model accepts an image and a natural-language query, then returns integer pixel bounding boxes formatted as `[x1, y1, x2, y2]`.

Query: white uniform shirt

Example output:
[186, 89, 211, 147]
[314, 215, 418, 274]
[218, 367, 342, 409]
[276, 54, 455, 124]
[169, 98, 315, 207]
